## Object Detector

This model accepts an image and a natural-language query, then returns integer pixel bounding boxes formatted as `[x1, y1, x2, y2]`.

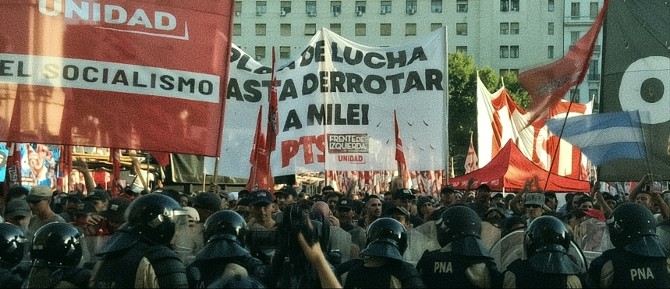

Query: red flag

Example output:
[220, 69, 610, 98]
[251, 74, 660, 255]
[520, 0, 608, 124]
[394, 110, 411, 188]
[267, 47, 279, 153]
[0, 1, 235, 156]
[465, 132, 479, 174]
[246, 106, 275, 192]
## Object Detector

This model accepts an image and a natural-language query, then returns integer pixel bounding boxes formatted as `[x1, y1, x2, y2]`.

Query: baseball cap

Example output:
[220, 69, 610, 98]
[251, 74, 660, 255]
[385, 205, 410, 219]
[26, 186, 52, 203]
[5, 199, 31, 219]
[86, 189, 111, 202]
[336, 197, 353, 210]
[523, 193, 545, 207]
[275, 186, 297, 198]
[392, 189, 415, 200]
[250, 190, 273, 206]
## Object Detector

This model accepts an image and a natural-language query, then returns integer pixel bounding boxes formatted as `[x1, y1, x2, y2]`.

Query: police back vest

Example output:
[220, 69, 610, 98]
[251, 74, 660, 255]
[89, 241, 188, 288]
[506, 259, 587, 288]
[590, 249, 669, 288]
[416, 250, 498, 288]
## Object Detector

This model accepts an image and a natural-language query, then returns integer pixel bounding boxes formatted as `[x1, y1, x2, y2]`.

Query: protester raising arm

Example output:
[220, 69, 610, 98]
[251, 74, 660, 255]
[297, 227, 342, 289]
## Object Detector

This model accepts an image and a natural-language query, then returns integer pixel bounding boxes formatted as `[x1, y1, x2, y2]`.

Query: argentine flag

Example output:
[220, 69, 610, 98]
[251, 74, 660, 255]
[546, 111, 647, 166]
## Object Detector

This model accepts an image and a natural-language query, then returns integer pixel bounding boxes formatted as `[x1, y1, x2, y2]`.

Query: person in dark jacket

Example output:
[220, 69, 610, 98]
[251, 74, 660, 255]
[502, 215, 589, 288]
[187, 210, 268, 288]
[337, 217, 424, 288]
[416, 205, 500, 288]
[588, 202, 669, 288]
[89, 193, 189, 288]
[23, 222, 91, 288]
[0, 223, 27, 288]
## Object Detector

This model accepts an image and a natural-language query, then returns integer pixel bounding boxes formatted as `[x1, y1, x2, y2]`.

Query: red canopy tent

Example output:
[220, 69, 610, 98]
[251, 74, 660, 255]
[449, 141, 591, 192]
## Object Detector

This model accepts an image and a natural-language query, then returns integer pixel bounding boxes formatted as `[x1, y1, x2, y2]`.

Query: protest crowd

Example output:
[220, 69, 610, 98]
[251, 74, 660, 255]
[1, 168, 669, 289]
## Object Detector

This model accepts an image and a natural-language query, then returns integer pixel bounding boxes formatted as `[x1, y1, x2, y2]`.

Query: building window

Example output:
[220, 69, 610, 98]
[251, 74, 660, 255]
[235, 1, 242, 15]
[406, 0, 417, 14]
[548, 22, 554, 35]
[255, 24, 266, 36]
[280, 24, 291, 36]
[548, 0, 554, 12]
[233, 23, 241, 36]
[256, 1, 267, 15]
[456, 23, 467, 35]
[456, 0, 468, 13]
[431, 0, 442, 13]
[500, 23, 509, 35]
[431, 23, 443, 31]
[305, 23, 317, 36]
[510, 22, 519, 35]
[590, 2, 599, 19]
[380, 23, 391, 36]
[280, 46, 291, 59]
[510, 45, 519, 58]
[501, 0, 519, 11]
[255, 46, 266, 60]
[456, 46, 468, 54]
[356, 1, 366, 15]
[355, 23, 366, 36]
[280, 1, 291, 14]
[500, 46, 510, 58]
[571, 31, 581, 45]
[331, 1, 342, 16]
[330, 23, 341, 34]
[548, 45, 554, 58]
[405, 23, 417, 36]
[501, 0, 509, 11]
[571, 2, 580, 19]
[381, 1, 392, 14]
[588, 59, 600, 80]
[511, 0, 519, 11]
[569, 89, 580, 100]
[589, 89, 599, 100]
[499, 69, 519, 76]
[306, 1, 317, 16]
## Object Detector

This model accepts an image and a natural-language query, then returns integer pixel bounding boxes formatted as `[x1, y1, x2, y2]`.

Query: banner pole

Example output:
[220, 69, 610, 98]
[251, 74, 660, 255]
[543, 87, 579, 192]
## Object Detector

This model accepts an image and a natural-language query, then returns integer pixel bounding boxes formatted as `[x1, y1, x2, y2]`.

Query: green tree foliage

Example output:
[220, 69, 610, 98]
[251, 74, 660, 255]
[447, 52, 530, 176]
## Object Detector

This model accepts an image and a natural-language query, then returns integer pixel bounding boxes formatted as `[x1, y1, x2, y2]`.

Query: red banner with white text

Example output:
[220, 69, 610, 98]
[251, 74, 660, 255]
[0, 0, 234, 156]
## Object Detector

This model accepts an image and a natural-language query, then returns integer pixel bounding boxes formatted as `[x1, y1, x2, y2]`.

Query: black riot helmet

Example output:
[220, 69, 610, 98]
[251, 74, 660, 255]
[203, 210, 248, 245]
[524, 216, 571, 258]
[197, 210, 250, 259]
[436, 205, 482, 247]
[524, 215, 585, 274]
[126, 193, 189, 246]
[0, 223, 27, 268]
[361, 217, 408, 261]
[31, 223, 83, 267]
[607, 202, 667, 257]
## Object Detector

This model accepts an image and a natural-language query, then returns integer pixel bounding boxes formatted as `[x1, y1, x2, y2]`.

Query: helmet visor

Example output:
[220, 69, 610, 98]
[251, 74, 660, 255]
[170, 210, 194, 264]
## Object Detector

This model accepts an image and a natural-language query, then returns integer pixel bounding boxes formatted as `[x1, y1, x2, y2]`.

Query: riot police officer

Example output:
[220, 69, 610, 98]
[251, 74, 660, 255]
[89, 193, 190, 288]
[502, 215, 588, 288]
[24, 222, 91, 288]
[588, 202, 669, 288]
[186, 210, 268, 288]
[0, 223, 26, 288]
[337, 217, 424, 288]
[416, 205, 500, 288]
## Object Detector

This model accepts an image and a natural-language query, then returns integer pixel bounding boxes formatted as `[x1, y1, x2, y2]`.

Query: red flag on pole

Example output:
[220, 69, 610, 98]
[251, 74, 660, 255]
[267, 47, 279, 153]
[246, 106, 275, 192]
[520, 0, 608, 124]
[465, 132, 479, 174]
[394, 110, 412, 188]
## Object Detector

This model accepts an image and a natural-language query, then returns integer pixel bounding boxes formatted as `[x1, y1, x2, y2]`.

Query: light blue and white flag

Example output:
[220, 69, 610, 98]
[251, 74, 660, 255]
[546, 111, 647, 166]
